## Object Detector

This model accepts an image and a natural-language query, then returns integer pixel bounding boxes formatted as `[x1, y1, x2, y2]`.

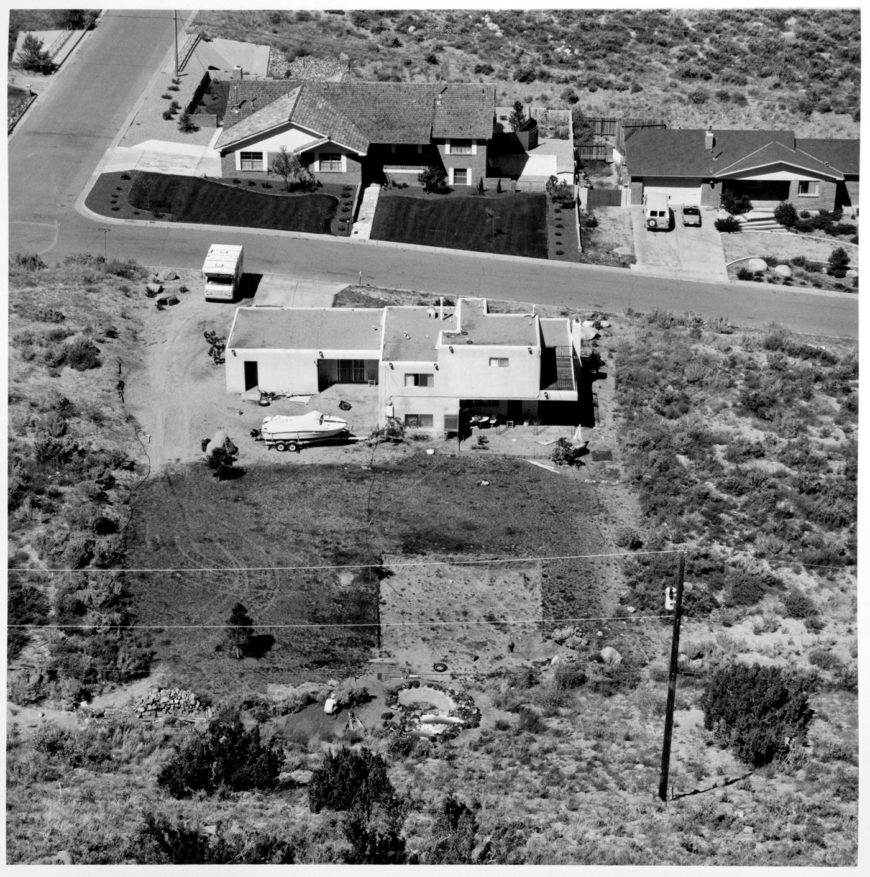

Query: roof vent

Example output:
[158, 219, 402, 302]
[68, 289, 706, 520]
[705, 127, 715, 151]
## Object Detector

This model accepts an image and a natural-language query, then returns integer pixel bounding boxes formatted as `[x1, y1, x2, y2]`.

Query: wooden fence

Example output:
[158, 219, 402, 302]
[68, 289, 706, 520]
[586, 187, 625, 208]
[576, 144, 610, 162]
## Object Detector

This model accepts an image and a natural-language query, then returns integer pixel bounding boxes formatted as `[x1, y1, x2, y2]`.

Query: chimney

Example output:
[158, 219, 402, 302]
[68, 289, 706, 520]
[705, 127, 715, 151]
[232, 65, 243, 80]
[439, 297, 444, 321]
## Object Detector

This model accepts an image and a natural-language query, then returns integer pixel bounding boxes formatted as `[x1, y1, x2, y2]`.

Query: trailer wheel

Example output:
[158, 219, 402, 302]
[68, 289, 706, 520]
[288, 442, 299, 453]
[275, 441, 287, 452]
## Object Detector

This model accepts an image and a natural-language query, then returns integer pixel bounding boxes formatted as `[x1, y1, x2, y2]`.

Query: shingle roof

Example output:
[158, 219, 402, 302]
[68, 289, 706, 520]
[626, 129, 797, 177]
[228, 307, 384, 352]
[713, 140, 843, 181]
[214, 85, 302, 149]
[218, 81, 495, 153]
[797, 138, 860, 176]
[382, 307, 457, 361]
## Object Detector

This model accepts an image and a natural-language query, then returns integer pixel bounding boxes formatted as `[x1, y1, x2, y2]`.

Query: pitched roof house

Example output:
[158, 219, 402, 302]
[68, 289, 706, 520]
[214, 79, 496, 188]
[623, 127, 859, 212]
[226, 298, 584, 435]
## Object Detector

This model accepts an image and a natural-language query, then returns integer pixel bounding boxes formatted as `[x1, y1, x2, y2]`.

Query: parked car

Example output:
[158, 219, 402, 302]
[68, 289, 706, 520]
[681, 204, 702, 227]
[644, 192, 671, 231]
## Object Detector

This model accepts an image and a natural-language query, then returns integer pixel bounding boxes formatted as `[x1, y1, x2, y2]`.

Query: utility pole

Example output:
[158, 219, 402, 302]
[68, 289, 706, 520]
[174, 10, 179, 77]
[658, 552, 686, 803]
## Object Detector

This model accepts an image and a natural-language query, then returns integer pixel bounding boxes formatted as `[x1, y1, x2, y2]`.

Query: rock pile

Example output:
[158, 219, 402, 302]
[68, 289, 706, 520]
[135, 687, 212, 718]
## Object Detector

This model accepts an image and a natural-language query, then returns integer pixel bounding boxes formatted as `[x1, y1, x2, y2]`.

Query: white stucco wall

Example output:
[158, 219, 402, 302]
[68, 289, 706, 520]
[226, 347, 377, 393]
[436, 344, 541, 398]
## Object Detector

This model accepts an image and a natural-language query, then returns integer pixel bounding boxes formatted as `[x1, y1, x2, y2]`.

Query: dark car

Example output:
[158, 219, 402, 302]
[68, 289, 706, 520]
[680, 204, 702, 227]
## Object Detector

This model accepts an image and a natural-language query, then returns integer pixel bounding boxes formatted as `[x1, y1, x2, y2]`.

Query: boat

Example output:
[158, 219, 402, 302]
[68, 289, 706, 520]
[260, 410, 349, 449]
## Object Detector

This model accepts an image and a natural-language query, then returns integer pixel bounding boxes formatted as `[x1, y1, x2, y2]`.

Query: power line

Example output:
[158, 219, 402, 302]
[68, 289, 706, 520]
[5, 548, 687, 575]
[7, 613, 673, 631]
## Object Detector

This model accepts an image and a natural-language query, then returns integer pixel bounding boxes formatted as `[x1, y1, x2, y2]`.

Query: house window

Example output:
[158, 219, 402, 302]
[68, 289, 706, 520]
[319, 152, 344, 172]
[798, 180, 819, 197]
[453, 168, 470, 186]
[404, 414, 434, 428]
[239, 151, 264, 171]
[449, 139, 473, 155]
[489, 357, 509, 367]
[405, 373, 434, 387]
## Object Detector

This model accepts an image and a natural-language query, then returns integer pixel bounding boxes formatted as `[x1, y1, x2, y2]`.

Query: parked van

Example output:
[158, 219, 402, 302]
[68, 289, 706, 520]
[644, 192, 671, 231]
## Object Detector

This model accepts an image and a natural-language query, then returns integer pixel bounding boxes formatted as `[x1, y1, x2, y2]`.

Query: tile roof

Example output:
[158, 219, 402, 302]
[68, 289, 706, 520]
[626, 128, 797, 177]
[713, 140, 843, 181]
[228, 307, 384, 352]
[218, 81, 495, 153]
[796, 138, 860, 175]
[382, 307, 457, 361]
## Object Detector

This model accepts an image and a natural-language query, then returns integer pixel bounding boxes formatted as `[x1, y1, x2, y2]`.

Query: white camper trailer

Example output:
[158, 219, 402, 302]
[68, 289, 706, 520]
[202, 244, 244, 301]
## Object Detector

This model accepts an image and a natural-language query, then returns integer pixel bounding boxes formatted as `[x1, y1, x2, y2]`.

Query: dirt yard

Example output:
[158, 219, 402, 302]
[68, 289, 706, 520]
[579, 206, 634, 267]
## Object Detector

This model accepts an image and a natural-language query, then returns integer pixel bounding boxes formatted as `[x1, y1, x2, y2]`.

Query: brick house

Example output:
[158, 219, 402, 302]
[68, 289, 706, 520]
[213, 79, 495, 188]
[624, 127, 859, 212]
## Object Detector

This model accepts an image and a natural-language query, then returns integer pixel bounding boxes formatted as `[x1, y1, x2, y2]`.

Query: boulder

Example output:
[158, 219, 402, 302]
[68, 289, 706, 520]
[774, 264, 792, 278]
[324, 697, 337, 715]
[746, 258, 767, 274]
[564, 634, 585, 650]
[145, 283, 163, 297]
[288, 769, 314, 786]
[550, 625, 575, 644]
[600, 646, 623, 666]
[156, 293, 179, 306]
[157, 270, 179, 282]
[598, 319, 611, 329]
[846, 268, 858, 278]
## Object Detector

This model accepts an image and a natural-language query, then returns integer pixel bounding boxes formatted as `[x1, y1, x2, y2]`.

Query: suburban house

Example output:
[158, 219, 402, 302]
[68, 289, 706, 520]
[225, 298, 583, 434]
[622, 127, 859, 212]
[212, 79, 496, 188]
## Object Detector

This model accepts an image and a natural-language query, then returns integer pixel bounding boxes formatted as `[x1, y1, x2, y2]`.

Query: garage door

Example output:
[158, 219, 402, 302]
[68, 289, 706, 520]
[643, 178, 702, 206]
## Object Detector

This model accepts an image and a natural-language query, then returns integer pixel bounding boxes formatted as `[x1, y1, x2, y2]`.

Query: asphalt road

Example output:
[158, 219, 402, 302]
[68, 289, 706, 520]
[8, 12, 860, 340]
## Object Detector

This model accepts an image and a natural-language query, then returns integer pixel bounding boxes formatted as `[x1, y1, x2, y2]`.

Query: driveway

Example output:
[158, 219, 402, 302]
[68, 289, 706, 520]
[100, 138, 222, 177]
[630, 206, 729, 283]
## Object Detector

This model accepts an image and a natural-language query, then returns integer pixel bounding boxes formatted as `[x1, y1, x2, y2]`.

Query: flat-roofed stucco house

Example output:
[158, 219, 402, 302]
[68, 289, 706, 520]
[226, 298, 583, 434]
[623, 127, 859, 212]
[213, 80, 496, 188]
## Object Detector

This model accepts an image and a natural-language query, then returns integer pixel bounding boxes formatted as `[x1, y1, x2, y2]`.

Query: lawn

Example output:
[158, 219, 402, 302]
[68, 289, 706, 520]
[85, 171, 342, 234]
[371, 190, 548, 258]
[125, 455, 607, 701]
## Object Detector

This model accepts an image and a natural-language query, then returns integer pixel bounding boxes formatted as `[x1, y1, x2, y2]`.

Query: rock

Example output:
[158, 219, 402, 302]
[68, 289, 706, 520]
[324, 697, 337, 715]
[550, 625, 575, 644]
[600, 646, 623, 666]
[157, 269, 179, 282]
[156, 293, 179, 306]
[774, 264, 792, 278]
[579, 325, 599, 341]
[145, 283, 163, 297]
[747, 258, 767, 274]
[581, 319, 596, 327]
[599, 319, 611, 329]
[288, 769, 314, 785]
[846, 268, 858, 278]
[564, 634, 585, 650]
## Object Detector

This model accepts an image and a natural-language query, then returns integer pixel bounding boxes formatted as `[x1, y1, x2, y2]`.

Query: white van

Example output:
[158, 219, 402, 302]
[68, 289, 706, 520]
[644, 192, 671, 231]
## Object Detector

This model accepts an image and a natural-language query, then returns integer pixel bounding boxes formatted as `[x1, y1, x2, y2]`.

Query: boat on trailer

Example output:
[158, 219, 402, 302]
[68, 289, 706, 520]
[259, 410, 349, 451]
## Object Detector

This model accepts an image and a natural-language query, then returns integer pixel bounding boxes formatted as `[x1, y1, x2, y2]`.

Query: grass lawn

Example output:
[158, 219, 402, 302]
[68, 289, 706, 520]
[371, 190, 548, 258]
[126, 455, 607, 701]
[85, 171, 342, 234]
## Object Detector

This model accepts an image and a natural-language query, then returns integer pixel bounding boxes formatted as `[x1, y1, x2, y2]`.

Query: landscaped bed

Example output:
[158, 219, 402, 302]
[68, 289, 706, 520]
[371, 189, 548, 259]
[85, 171, 344, 234]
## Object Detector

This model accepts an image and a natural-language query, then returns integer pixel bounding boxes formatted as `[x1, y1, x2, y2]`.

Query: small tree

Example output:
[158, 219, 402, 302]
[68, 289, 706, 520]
[508, 100, 526, 132]
[18, 34, 56, 74]
[226, 602, 254, 658]
[773, 201, 798, 229]
[177, 112, 198, 133]
[714, 215, 742, 233]
[418, 166, 448, 194]
[827, 246, 850, 277]
[550, 438, 584, 466]
[425, 796, 480, 864]
[271, 146, 314, 192]
[720, 190, 753, 215]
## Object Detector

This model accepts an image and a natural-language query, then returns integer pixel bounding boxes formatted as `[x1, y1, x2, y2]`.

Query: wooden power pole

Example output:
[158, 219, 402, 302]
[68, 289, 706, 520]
[174, 10, 179, 77]
[658, 553, 686, 802]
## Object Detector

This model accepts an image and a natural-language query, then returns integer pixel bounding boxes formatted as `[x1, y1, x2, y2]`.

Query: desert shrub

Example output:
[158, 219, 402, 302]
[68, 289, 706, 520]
[724, 568, 782, 607]
[614, 526, 643, 550]
[61, 338, 102, 371]
[773, 201, 798, 228]
[782, 589, 817, 619]
[715, 215, 741, 233]
[516, 707, 547, 733]
[553, 662, 587, 690]
[736, 267, 754, 280]
[104, 258, 145, 279]
[12, 253, 47, 271]
[157, 717, 283, 798]
[308, 747, 398, 816]
[807, 649, 844, 672]
[587, 661, 641, 696]
[8, 580, 50, 659]
[701, 662, 815, 766]
[550, 437, 584, 466]
[424, 796, 480, 864]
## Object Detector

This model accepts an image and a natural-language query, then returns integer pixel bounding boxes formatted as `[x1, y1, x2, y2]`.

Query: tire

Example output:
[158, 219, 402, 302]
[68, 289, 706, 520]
[646, 218, 657, 230]
[275, 442, 287, 452]
[433, 662, 448, 673]
[288, 442, 299, 453]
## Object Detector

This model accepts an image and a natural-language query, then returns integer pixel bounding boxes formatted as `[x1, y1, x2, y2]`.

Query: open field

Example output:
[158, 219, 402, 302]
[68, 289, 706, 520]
[192, 9, 859, 139]
[85, 171, 341, 234]
[371, 190, 548, 258]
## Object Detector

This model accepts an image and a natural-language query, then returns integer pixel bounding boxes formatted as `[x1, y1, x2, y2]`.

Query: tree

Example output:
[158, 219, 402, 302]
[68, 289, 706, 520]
[700, 662, 815, 767]
[203, 430, 238, 479]
[508, 100, 526, 132]
[418, 165, 448, 194]
[18, 34, 56, 74]
[425, 796, 480, 864]
[271, 146, 315, 192]
[177, 112, 198, 133]
[226, 602, 254, 658]
[545, 175, 574, 204]
[828, 246, 850, 277]
[773, 201, 798, 228]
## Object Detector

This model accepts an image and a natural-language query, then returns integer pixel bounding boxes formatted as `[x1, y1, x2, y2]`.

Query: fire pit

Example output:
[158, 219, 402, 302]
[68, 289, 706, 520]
[386, 680, 480, 738]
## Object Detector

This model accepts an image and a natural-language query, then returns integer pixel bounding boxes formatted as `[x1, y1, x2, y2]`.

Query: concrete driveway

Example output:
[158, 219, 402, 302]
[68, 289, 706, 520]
[630, 206, 729, 283]
[101, 138, 222, 177]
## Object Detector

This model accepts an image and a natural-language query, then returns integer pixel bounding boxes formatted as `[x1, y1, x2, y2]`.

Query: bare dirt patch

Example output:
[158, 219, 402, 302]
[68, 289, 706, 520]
[579, 206, 634, 267]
